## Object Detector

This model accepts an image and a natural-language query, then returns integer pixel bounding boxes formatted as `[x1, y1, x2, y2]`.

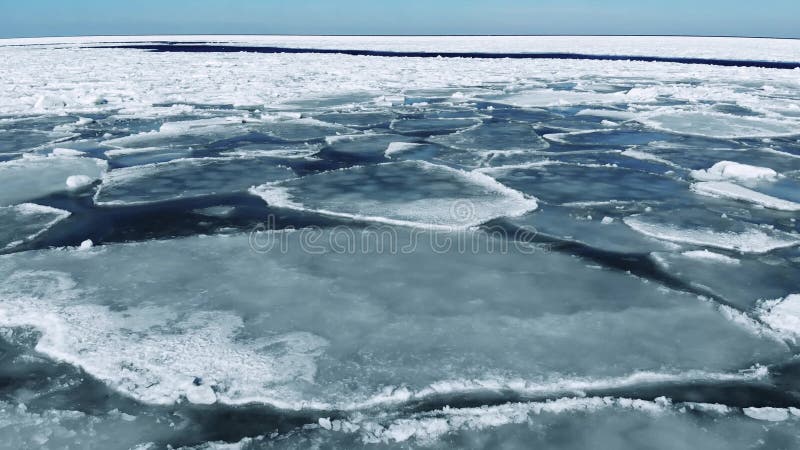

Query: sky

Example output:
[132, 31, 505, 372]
[1, 0, 799, 39]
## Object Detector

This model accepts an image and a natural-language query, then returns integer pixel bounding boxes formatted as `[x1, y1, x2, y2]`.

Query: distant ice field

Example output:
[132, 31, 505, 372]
[0, 36, 799, 449]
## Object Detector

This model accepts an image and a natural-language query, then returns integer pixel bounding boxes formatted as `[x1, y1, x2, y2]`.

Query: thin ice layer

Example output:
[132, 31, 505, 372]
[623, 210, 800, 253]
[251, 161, 538, 229]
[94, 156, 295, 206]
[0, 231, 787, 409]
[0, 155, 106, 206]
[0, 204, 71, 250]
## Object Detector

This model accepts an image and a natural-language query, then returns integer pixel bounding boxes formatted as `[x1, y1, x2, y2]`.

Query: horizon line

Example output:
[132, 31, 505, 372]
[2, 33, 799, 41]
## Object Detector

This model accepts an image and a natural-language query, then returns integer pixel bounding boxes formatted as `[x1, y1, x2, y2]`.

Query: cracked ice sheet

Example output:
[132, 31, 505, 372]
[0, 231, 789, 410]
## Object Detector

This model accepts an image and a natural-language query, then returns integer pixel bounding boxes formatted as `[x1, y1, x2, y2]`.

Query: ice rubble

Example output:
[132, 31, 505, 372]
[251, 161, 538, 229]
[757, 295, 800, 341]
[0, 231, 788, 410]
[94, 156, 295, 206]
[0, 155, 106, 206]
[0, 204, 71, 251]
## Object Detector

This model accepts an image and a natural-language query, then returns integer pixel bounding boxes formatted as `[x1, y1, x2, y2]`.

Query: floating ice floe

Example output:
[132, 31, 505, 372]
[483, 162, 687, 205]
[623, 209, 800, 253]
[430, 121, 549, 153]
[651, 252, 799, 312]
[0, 231, 788, 410]
[507, 206, 677, 254]
[691, 181, 800, 211]
[690, 161, 779, 183]
[389, 117, 480, 135]
[251, 160, 538, 229]
[94, 156, 295, 206]
[0, 203, 70, 250]
[0, 155, 106, 206]
[323, 133, 418, 159]
[640, 110, 800, 139]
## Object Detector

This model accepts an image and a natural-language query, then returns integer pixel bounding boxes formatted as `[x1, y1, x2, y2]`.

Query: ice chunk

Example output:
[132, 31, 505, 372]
[681, 250, 740, 265]
[743, 407, 790, 422]
[250, 161, 538, 229]
[430, 121, 549, 152]
[384, 142, 426, 158]
[757, 295, 800, 341]
[507, 206, 676, 254]
[102, 117, 254, 149]
[0, 155, 106, 206]
[484, 163, 687, 205]
[623, 210, 799, 253]
[254, 117, 353, 142]
[690, 161, 779, 182]
[323, 133, 418, 159]
[651, 252, 799, 311]
[0, 203, 71, 250]
[94, 157, 295, 206]
[493, 89, 629, 108]
[389, 118, 480, 135]
[692, 181, 800, 211]
[51, 148, 86, 157]
[65, 175, 94, 191]
[640, 111, 800, 139]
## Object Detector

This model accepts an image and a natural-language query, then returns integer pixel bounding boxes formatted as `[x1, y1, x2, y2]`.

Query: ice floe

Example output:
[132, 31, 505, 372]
[0, 204, 70, 251]
[691, 181, 800, 211]
[0, 231, 788, 410]
[623, 209, 800, 253]
[0, 155, 106, 206]
[94, 156, 295, 206]
[251, 161, 538, 229]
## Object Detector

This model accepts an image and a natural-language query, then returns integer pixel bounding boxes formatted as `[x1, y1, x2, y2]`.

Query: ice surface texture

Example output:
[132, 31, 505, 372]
[0, 36, 800, 449]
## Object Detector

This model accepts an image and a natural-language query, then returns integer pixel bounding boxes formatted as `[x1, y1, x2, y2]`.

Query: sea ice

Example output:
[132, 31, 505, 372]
[0, 155, 106, 206]
[623, 209, 800, 253]
[0, 204, 71, 250]
[0, 231, 788, 410]
[251, 160, 538, 229]
[692, 181, 800, 211]
[94, 156, 295, 206]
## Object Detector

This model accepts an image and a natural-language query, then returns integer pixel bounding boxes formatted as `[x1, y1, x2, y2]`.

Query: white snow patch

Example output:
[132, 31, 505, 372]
[680, 250, 740, 265]
[65, 175, 94, 191]
[690, 161, 779, 183]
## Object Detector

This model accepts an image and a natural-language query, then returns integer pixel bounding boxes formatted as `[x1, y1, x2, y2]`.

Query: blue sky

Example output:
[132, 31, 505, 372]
[2, 0, 798, 39]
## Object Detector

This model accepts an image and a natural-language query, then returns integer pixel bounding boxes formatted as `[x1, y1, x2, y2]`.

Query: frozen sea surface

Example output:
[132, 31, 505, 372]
[1, 36, 800, 449]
